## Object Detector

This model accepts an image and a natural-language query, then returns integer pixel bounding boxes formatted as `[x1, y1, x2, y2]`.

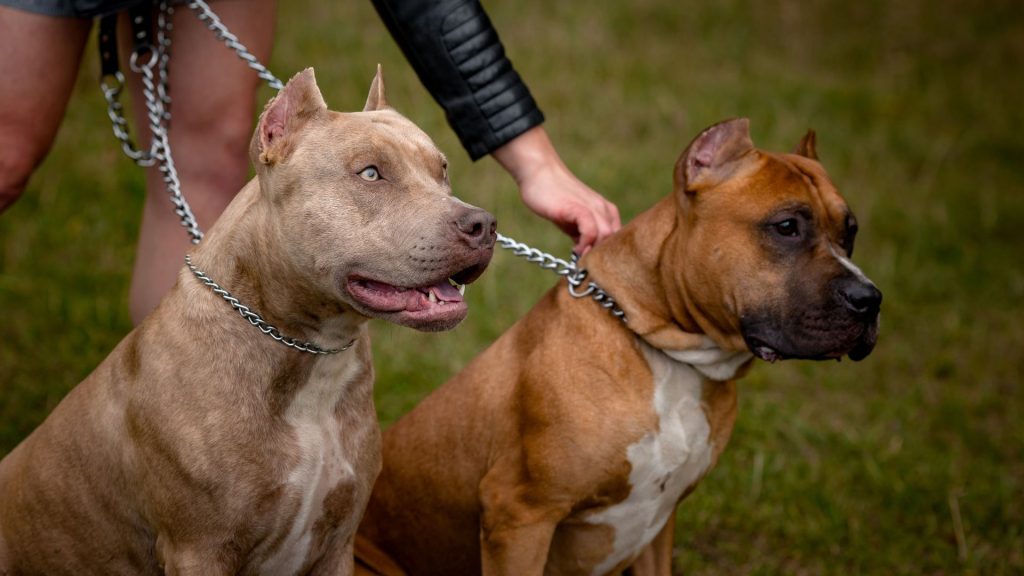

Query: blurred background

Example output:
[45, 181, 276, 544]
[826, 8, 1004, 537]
[1, 0, 1021, 573]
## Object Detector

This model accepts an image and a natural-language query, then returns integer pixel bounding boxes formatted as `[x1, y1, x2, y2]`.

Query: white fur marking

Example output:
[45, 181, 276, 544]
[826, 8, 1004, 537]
[585, 341, 723, 575]
[258, 357, 360, 576]
[663, 336, 753, 381]
[828, 243, 874, 286]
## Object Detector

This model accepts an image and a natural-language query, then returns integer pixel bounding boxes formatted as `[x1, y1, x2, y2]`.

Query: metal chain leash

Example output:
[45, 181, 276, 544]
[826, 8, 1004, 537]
[187, 0, 284, 90]
[101, 2, 203, 243]
[185, 255, 352, 355]
[100, 70, 157, 166]
[494, 234, 627, 323]
[100, 8, 171, 166]
[140, 2, 203, 244]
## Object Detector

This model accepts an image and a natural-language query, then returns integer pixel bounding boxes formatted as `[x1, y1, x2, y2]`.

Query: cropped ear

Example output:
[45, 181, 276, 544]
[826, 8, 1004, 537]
[675, 118, 755, 191]
[254, 67, 327, 165]
[795, 129, 818, 160]
[363, 64, 389, 111]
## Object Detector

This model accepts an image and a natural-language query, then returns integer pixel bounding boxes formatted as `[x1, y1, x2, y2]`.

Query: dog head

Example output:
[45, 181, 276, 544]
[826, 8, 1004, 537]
[671, 118, 880, 361]
[249, 67, 495, 331]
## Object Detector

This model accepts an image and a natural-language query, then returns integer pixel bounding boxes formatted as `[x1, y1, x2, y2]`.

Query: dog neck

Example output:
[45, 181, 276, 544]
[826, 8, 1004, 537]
[181, 178, 368, 352]
[658, 337, 753, 381]
[580, 195, 753, 380]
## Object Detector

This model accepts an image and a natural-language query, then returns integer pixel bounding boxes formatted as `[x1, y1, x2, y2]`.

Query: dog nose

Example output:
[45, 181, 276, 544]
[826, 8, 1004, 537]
[454, 207, 497, 249]
[838, 277, 882, 316]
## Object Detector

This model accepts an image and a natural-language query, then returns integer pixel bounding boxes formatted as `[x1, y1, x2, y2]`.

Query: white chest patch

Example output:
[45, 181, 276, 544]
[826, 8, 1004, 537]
[584, 340, 746, 575]
[258, 356, 362, 576]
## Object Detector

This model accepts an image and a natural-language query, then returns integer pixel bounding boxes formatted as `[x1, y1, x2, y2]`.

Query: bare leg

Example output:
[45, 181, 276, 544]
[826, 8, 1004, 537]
[125, 0, 277, 323]
[0, 7, 91, 211]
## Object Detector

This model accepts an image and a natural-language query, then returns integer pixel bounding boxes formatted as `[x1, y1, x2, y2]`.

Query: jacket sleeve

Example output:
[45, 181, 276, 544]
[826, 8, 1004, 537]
[370, 0, 545, 160]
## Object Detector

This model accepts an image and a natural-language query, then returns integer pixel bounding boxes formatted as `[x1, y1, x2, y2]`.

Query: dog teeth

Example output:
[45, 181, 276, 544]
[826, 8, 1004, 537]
[448, 278, 467, 296]
[428, 291, 438, 304]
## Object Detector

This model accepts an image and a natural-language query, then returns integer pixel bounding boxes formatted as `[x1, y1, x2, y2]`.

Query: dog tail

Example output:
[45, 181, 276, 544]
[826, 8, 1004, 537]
[354, 533, 407, 576]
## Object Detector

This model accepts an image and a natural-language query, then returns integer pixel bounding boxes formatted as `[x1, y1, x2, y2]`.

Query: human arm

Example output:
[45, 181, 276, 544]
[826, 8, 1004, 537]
[370, 0, 620, 252]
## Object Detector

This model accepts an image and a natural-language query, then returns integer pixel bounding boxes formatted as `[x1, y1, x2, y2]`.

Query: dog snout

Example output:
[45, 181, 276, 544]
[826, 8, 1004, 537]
[836, 276, 882, 318]
[453, 207, 497, 249]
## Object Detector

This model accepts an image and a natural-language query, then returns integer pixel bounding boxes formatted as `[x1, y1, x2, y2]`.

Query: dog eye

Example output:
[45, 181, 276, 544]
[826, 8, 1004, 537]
[358, 166, 380, 182]
[843, 215, 859, 256]
[773, 218, 800, 237]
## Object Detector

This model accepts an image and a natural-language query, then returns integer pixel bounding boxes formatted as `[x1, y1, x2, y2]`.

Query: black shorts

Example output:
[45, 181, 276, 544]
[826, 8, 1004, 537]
[0, 0, 148, 19]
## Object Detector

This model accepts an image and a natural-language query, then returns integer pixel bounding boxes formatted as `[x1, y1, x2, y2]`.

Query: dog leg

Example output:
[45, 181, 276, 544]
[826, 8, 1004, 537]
[478, 458, 568, 575]
[309, 539, 358, 576]
[480, 519, 559, 576]
[353, 534, 406, 576]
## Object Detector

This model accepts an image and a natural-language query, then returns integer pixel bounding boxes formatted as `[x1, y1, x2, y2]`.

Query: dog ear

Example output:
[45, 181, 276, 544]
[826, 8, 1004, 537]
[364, 64, 389, 111]
[795, 129, 818, 160]
[254, 67, 327, 165]
[676, 118, 755, 191]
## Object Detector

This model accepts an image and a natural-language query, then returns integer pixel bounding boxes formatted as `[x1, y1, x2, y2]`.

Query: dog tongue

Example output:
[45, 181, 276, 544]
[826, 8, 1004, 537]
[428, 280, 463, 302]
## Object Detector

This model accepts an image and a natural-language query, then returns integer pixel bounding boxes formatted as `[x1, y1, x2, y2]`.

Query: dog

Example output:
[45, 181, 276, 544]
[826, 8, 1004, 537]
[0, 67, 495, 575]
[354, 118, 881, 575]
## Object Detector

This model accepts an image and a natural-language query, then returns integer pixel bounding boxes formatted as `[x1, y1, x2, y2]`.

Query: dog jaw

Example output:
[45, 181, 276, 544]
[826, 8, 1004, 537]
[345, 276, 469, 332]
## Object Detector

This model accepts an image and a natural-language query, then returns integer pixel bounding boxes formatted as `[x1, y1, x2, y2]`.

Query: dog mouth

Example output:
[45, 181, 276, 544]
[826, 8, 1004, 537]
[348, 276, 467, 312]
[746, 338, 846, 363]
[345, 265, 483, 331]
[343, 238, 494, 331]
[742, 315, 879, 364]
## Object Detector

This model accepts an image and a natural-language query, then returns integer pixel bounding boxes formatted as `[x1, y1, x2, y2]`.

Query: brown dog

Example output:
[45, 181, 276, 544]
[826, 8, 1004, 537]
[0, 67, 494, 575]
[355, 119, 881, 575]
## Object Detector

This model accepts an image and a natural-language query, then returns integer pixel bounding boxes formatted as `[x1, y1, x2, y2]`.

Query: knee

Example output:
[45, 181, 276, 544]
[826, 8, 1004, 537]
[172, 106, 258, 194]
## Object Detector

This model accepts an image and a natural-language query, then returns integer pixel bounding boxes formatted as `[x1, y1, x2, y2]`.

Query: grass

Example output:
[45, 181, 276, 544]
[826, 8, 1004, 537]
[1, 0, 1022, 573]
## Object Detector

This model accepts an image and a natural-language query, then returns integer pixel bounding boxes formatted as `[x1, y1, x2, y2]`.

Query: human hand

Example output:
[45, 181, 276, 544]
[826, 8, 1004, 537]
[492, 126, 620, 254]
[516, 160, 620, 255]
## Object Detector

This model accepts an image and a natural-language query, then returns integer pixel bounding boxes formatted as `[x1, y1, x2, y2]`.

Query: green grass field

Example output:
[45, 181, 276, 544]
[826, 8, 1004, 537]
[1, 1, 1021, 573]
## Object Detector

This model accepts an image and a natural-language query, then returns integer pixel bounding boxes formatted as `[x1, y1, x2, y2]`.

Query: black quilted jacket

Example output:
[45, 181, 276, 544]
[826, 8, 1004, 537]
[371, 0, 546, 160]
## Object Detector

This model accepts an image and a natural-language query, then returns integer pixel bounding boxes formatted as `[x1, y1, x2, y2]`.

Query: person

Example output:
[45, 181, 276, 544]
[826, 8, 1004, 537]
[0, 0, 620, 324]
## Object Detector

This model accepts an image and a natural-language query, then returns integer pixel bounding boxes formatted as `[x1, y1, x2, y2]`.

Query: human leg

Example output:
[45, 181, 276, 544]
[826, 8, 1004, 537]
[0, 6, 91, 211]
[125, 0, 277, 323]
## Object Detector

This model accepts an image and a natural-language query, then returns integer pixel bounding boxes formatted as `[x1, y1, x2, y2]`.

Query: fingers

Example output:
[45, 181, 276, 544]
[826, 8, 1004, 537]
[576, 196, 620, 254]
[572, 195, 620, 254]
[594, 199, 620, 240]
[573, 209, 599, 255]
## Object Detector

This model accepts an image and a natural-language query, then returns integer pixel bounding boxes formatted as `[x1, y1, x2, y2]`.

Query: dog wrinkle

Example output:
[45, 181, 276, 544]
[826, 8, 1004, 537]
[786, 155, 855, 246]
[119, 331, 142, 380]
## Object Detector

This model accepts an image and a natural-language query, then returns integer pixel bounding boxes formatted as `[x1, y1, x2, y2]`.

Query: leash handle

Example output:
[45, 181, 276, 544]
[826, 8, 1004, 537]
[98, 14, 119, 78]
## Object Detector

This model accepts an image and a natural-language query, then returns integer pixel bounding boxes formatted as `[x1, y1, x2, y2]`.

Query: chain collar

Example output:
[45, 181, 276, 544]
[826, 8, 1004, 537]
[494, 233, 627, 323]
[184, 255, 352, 355]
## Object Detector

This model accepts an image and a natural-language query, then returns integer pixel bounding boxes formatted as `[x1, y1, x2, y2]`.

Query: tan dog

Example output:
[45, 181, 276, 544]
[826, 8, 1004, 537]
[355, 119, 881, 575]
[0, 67, 495, 575]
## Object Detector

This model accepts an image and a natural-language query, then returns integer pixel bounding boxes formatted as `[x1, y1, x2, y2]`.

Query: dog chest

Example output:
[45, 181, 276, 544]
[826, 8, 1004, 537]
[257, 357, 372, 575]
[583, 343, 715, 575]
